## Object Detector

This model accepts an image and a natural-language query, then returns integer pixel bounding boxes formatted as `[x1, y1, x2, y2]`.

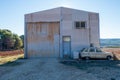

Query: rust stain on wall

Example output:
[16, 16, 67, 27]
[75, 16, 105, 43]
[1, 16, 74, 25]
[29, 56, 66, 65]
[26, 22, 60, 43]
[26, 22, 60, 57]
[48, 22, 59, 42]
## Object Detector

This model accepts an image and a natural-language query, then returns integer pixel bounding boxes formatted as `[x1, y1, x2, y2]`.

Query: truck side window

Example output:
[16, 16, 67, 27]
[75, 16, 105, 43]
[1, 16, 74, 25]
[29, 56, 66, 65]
[89, 48, 95, 52]
[84, 48, 88, 52]
[96, 48, 102, 52]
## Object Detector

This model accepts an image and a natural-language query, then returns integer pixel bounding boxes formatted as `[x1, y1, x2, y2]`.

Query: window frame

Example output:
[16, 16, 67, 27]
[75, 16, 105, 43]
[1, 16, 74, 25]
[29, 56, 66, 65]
[83, 48, 89, 52]
[95, 48, 102, 52]
[89, 48, 95, 52]
[75, 21, 86, 29]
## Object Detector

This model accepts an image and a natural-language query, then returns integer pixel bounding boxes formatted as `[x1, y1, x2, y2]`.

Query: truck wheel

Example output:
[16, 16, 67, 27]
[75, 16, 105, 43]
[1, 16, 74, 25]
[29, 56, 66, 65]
[107, 56, 112, 60]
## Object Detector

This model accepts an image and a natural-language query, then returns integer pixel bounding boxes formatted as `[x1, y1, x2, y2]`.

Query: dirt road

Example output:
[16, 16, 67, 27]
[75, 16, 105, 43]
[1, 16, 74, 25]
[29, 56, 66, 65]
[0, 58, 120, 80]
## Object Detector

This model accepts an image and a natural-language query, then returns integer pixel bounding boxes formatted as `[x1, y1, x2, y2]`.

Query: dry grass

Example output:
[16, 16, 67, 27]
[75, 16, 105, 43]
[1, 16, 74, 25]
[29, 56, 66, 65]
[0, 50, 24, 65]
[0, 54, 24, 65]
[102, 48, 120, 60]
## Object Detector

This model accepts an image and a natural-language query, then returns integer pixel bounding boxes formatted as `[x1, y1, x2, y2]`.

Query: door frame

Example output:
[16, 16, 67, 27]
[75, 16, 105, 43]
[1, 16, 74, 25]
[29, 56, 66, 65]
[62, 36, 71, 58]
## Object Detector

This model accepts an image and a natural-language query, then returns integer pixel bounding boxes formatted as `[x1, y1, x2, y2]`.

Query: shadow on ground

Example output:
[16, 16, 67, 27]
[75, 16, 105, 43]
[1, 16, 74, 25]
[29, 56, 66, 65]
[60, 60, 120, 70]
[0, 58, 25, 67]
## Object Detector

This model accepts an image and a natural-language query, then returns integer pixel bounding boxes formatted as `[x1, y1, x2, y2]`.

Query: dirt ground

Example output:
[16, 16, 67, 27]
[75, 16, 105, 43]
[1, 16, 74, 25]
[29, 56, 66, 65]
[0, 58, 120, 80]
[102, 48, 120, 60]
[0, 50, 23, 57]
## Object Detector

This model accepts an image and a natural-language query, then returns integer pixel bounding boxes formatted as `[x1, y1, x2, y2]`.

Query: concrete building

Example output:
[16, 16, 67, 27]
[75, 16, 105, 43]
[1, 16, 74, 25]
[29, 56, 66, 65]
[24, 7, 100, 58]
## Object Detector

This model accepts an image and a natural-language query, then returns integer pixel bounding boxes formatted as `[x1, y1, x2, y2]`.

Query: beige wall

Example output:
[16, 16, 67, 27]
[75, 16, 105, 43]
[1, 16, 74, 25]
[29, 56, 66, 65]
[89, 13, 100, 47]
[59, 8, 91, 57]
[25, 8, 61, 22]
[25, 7, 100, 58]
[26, 22, 60, 58]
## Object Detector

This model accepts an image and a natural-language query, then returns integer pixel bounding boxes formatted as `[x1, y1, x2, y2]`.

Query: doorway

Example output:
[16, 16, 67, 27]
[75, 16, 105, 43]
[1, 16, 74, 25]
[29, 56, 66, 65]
[63, 36, 71, 58]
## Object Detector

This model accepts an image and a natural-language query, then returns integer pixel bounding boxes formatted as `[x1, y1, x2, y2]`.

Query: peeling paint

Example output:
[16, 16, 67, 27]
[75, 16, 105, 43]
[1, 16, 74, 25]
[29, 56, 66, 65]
[26, 22, 60, 57]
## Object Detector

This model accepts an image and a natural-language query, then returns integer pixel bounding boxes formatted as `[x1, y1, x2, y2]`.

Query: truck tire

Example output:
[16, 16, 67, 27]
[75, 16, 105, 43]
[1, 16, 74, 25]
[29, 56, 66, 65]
[107, 56, 112, 60]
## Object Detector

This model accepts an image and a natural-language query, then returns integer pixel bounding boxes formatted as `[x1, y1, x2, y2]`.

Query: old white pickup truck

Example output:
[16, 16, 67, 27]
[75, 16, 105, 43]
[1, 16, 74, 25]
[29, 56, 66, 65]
[79, 47, 113, 60]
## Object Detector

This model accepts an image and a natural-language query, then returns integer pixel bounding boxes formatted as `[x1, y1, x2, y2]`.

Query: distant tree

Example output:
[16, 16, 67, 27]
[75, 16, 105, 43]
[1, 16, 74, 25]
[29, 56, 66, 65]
[0, 29, 23, 50]
[0, 29, 3, 50]
[1, 29, 14, 50]
[13, 34, 23, 49]
[20, 35, 24, 48]
[3, 36, 15, 49]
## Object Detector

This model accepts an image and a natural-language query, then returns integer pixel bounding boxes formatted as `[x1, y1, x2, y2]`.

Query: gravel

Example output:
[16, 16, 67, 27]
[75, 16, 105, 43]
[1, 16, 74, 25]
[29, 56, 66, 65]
[0, 58, 120, 80]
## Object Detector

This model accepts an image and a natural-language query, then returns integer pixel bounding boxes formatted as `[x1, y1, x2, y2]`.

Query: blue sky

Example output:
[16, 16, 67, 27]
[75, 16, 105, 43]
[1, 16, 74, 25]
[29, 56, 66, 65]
[0, 0, 120, 38]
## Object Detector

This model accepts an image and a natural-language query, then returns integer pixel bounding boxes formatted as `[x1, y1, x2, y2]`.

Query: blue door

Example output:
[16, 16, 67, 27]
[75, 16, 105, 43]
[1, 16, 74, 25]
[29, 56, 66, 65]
[63, 36, 71, 58]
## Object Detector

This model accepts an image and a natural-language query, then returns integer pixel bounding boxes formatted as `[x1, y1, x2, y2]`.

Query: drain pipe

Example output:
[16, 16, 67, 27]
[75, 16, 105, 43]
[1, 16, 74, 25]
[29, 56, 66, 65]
[60, 7, 63, 58]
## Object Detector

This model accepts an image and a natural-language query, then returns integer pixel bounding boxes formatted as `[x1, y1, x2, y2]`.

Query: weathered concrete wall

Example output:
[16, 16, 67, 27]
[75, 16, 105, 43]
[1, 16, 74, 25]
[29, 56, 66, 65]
[60, 8, 91, 58]
[25, 8, 61, 58]
[25, 7, 100, 58]
[89, 13, 100, 47]
[25, 8, 61, 22]
[26, 22, 60, 58]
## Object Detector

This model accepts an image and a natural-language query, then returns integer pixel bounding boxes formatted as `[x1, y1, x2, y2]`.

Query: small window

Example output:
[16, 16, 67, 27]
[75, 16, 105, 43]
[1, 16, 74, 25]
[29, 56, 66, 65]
[81, 22, 86, 28]
[75, 22, 81, 28]
[75, 21, 86, 29]
[63, 36, 71, 42]
[89, 48, 95, 52]
[96, 48, 102, 52]
[84, 48, 88, 52]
